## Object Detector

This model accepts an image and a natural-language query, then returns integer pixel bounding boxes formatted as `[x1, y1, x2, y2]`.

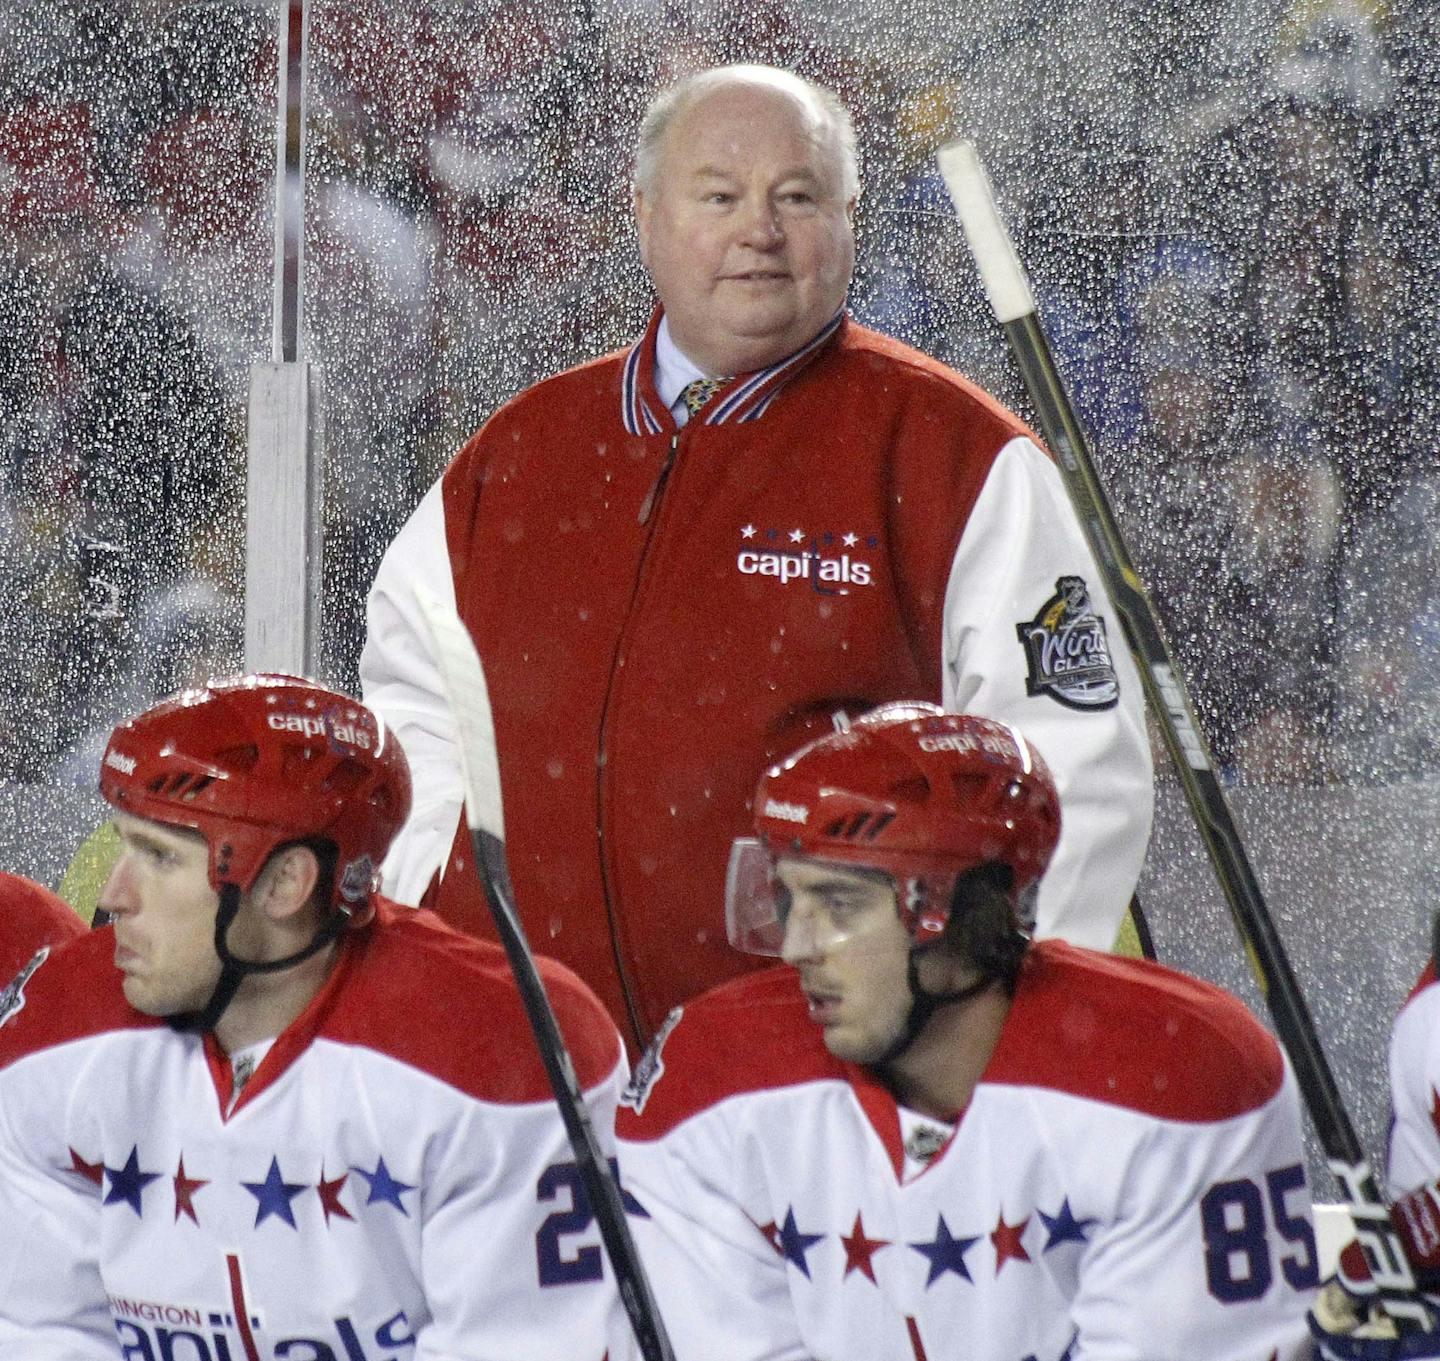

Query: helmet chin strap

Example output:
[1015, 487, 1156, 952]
[166, 884, 351, 1034]
[874, 947, 993, 1069]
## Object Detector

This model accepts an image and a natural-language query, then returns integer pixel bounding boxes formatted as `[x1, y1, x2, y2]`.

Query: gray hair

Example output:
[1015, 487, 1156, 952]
[634, 64, 860, 203]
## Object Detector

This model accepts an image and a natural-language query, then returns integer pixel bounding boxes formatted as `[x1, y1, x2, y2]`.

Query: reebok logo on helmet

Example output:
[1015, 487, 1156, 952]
[763, 799, 809, 824]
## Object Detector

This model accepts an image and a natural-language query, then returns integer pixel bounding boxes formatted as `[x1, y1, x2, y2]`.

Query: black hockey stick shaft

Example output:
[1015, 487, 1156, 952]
[470, 828, 677, 1361]
[939, 140, 1431, 1328]
[416, 589, 677, 1361]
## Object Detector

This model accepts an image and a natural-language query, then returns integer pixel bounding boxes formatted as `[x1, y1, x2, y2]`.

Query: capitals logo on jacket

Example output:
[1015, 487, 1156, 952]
[1017, 576, 1119, 711]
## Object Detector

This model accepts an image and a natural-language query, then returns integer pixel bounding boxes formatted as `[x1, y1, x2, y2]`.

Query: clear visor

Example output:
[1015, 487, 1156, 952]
[725, 839, 907, 959]
[725, 838, 785, 956]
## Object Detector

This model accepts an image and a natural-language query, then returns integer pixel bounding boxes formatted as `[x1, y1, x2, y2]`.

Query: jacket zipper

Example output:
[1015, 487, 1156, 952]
[637, 431, 681, 525]
[600, 428, 684, 1046]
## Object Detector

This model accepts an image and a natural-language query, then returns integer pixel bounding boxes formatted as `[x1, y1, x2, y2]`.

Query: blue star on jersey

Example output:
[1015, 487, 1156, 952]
[103, 1145, 161, 1216]
[776, 1207, 825, 1277]
[351, 1155, 416, 1215]
[244, 1155, 308, 1228]
[911, 1214, 980, 1285]
[1038, 1199, 1096, 1251]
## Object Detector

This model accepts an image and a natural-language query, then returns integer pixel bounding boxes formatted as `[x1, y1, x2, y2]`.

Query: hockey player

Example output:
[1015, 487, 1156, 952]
[0, 675, 628, 1360]
[361, 62, 1154, 1049]
[1387, 950, 1440, 1236]
[615, 708, 1316, 1360]
[1304, 950, 1440, 1357]
[0, 868, 84, 981]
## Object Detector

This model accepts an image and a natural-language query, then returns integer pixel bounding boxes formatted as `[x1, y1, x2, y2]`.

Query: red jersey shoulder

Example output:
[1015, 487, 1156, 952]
[326, 899, 622, 1105]
[0, 871, 85, 979]
[617, 966, 839, 1140]
[0, 926, 155, 1068]
[987, 940, 1285, 1121]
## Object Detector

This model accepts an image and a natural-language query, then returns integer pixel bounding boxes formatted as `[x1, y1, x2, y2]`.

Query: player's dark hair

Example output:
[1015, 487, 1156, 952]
[943, 864, 1029, 993]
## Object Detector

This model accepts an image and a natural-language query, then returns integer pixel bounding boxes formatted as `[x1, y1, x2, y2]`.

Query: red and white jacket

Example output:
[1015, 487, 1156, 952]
[0, 902, 628, 1360]
[616, 941, 1317, 1361]
[362, 312, 1153, 1043]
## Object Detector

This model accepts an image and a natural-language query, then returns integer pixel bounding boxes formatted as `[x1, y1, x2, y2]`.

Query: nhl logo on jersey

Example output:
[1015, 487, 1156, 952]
[0, 945, 49, 1028]
[622, 1006, 683, 1114]
[1016, 576, 1119, 711]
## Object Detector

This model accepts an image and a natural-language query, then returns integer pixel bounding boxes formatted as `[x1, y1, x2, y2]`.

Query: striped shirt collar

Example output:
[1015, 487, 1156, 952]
[621, 307, 846, 437]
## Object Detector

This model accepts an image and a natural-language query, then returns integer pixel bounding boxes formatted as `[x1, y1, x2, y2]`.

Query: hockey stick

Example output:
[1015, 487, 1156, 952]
[937, 139, 1433, 1331]
[414, 587, 677, 1361]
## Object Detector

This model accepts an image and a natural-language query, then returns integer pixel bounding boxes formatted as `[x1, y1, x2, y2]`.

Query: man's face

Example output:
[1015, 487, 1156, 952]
[776, 856, 912, 1064]
[635, 79, 856, 378]
[100, 812, 224, 1017]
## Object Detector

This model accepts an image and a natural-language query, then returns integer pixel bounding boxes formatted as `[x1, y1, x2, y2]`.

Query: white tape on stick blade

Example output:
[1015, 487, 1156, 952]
[936, 140, 1036, 325]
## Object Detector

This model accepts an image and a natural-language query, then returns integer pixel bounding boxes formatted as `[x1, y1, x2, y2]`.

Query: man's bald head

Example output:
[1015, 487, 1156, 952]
[634, 65, 859, 204]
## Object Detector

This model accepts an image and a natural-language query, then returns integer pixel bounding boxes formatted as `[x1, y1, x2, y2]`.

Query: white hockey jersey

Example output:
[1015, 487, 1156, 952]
[616, 941, 1317, 1361]
[0, 901, 629, 1360]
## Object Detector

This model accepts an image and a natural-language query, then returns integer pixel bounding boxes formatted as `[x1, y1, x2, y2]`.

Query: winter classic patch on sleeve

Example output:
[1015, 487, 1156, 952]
[1016, 576, 1119, 710]
[0, 945, 49, 1027]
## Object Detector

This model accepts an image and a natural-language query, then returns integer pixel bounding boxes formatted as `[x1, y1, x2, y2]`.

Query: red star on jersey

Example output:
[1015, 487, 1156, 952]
[68, 1147, 103, 1187]
[318, 1167, 355, 1225]
[173, 1157, 208, 1224]
[990, 1212, 1031, 1274]
[755, 1220, 784, 1255]
[840, 1212, 890, 1282]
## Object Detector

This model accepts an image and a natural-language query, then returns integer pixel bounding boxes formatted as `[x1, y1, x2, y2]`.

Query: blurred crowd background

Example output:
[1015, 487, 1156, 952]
[0, 0, 1434, 794]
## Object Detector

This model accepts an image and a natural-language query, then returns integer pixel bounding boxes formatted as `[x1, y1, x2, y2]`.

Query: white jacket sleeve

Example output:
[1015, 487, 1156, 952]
[943, 436, 1154, 950]
[361, 478, 467, 905]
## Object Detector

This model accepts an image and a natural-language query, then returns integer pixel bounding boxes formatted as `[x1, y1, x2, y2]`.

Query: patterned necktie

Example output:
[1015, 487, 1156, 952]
[680, 377, 725, 419]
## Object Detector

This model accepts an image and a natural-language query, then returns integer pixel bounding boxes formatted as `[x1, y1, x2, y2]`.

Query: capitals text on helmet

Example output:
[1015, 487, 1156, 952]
[918, 731, 1013, 759]
[267, 712, 373, 750]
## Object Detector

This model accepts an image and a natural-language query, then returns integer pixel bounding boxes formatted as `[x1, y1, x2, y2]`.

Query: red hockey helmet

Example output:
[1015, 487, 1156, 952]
[728, 710, 1061, 954]
[99, 675, 411, 914]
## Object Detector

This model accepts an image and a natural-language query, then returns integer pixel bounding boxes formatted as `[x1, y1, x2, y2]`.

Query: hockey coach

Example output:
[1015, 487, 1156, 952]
[361, 63, 1154, 1048]
[616, 708, 1317, 1360]
[0, 676, 628, 1358]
